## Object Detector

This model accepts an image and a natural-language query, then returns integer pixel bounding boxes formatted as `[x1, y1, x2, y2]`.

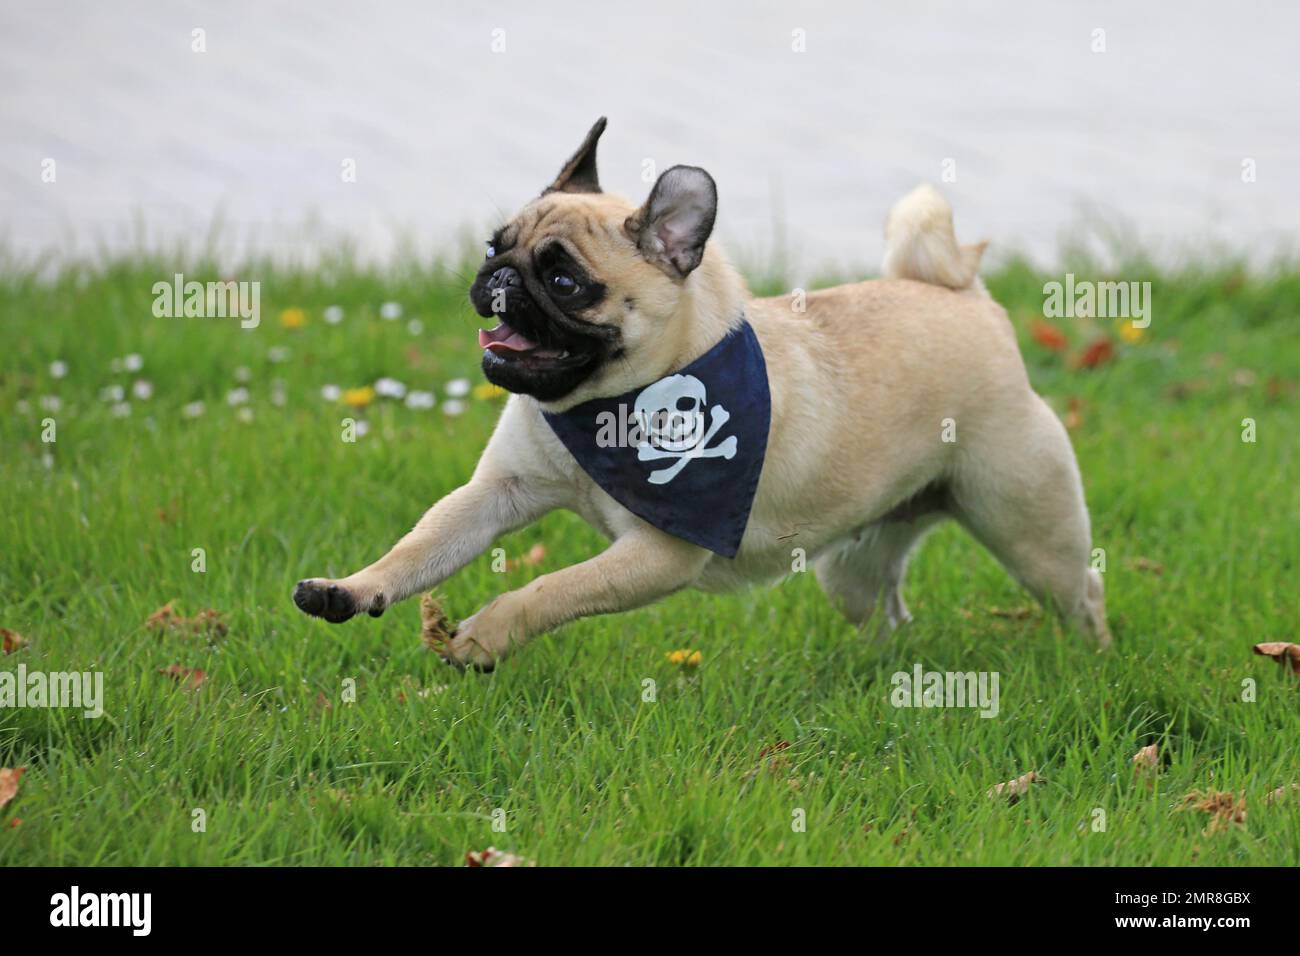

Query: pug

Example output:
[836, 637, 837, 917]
[293, 117, 1110, 668]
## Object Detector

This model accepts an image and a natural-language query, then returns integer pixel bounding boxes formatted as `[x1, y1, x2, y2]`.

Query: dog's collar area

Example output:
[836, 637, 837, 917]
[540, 318, 770, 558]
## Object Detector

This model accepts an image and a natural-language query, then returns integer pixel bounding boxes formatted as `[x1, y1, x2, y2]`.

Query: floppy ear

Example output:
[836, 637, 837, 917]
[545, 117, 607, 194]
[624, 165, 717, 278]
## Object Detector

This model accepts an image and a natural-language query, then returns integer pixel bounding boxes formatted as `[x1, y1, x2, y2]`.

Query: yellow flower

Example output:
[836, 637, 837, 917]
[666, 649, 702, 667]
[1118, 322, 1146, 344]
[342, 386, 375, 409]
[279, 307, 307, 329]
[473, 382, 507, 401]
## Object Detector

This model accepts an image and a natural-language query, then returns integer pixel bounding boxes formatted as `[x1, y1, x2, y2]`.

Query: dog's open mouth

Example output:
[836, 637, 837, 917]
[478, 321, 571, 362]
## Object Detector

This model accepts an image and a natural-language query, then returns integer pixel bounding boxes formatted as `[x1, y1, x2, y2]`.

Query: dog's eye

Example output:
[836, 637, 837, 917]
[549, 271, 580, 296]
[485, 241, 496, 260]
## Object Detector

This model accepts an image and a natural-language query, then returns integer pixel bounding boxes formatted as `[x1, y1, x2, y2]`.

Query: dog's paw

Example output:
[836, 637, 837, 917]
[293, 579, 386, 623]
[436, 607, 515, 673]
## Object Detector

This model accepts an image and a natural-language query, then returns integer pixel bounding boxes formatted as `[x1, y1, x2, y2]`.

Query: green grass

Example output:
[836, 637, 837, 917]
[1, 253, 1297, 865]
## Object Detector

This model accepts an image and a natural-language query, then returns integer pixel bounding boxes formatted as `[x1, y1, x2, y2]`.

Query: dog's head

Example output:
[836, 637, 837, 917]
[469, 117, 734, 405]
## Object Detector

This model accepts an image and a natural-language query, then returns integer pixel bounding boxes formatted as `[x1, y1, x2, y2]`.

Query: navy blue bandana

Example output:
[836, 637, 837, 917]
[542, 320, 770, 558]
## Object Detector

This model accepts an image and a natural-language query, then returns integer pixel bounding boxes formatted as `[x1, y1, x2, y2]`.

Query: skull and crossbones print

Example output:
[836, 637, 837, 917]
[632, 373, 738, 484]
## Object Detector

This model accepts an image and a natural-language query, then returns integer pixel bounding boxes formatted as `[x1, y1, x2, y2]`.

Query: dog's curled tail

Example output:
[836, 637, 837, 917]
[882, 184, 987, 292]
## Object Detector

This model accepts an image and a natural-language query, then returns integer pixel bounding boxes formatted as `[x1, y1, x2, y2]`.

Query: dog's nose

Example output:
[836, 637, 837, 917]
[487, 266, 522, 291]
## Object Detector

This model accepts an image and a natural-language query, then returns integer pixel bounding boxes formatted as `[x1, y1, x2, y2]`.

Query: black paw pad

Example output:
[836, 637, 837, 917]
[293, 580, 357, 623]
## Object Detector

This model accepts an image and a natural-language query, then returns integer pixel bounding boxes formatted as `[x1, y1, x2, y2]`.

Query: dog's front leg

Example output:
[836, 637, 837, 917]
[293, 475, 556, 623]
[439, 528, 710, 669]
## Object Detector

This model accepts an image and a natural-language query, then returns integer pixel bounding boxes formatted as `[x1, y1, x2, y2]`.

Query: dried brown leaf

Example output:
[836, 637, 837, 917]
[146, 602, 227, 639]
[1, 628, 27, 654]
[988, 770, 1038, 803]
[1180, 789, 1247, 835]
[420, 594, 454, 651]
[1253, 642, 1300, 675]
[0, 767, 26, 811]
[158, 665, 207, 690]
[1132, 744, 1159, 771]
[465, 847, 533, 867]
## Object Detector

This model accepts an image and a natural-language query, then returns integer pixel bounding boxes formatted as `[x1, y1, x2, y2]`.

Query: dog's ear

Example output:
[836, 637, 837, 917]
[624, 165, 717, 278]
[545, 117, 606, 194]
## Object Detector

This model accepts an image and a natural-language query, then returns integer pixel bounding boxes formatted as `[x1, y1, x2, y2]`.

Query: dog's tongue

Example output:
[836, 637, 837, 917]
[479, 322, 538, 354]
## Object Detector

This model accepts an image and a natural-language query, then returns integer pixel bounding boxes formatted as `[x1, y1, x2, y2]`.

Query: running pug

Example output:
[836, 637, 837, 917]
[293, 118, 1110, 668]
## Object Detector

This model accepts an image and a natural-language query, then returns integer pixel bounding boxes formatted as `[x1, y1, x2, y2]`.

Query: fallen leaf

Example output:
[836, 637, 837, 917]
[7, 818, 20, 829]
[158, 665, 207, 690]
[1253, 642, 1300, 675]
[1030, 320, 1068, 352]
[1132, 744, 1159, 771]
[145, 602, 227, 639]
[1131, 557, 1164, 575]
[0, 767, 25, 811]
[1180, 790, 1246, 835]
[1076, 337, 1115, 370]
[465, 847, 533, 867]
[420, 594, 454, 651]
[988, 770, 1038, 803]
[146, 601, 181, 629]
[1, 628, 27, 654]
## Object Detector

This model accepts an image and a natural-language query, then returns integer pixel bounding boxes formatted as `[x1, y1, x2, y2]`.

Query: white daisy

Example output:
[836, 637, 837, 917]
[50, 360, 68, 379]
[124, 353, 143, 372]
[323, 305, 344, 324]
[100, 384, 125, 403]
[404, 390, 436, 410]
[445, 378, 471, 398]
[111, 401, 132, 417]
[132, 380, 154, 400]
[375, 377, 407, 399]
[236, 407, 254, 423]
[268, 346, 291, 363]
[39, 395, 62, 412]
[234, 366, 252, 383]
[442, 399, 466, 417]
[182, 401, 207, 419]
[226, 387, 250, 406]
[321, 384, 341, 401]
[379, 301, 403, 320]
[406, 319, 424, 336]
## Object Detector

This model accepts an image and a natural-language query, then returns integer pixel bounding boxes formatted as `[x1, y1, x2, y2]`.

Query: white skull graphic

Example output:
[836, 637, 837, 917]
[633, 374, 707, 452]
[632, 373, 738, 484]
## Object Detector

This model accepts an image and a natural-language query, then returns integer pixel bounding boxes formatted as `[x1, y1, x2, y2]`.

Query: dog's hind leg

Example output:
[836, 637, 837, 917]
[816, 513, 944, 636]
[949, 396, 1110, 647]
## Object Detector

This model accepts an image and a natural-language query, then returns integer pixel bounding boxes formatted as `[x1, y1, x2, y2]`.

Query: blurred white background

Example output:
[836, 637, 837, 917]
[2, 0, 1297, 278]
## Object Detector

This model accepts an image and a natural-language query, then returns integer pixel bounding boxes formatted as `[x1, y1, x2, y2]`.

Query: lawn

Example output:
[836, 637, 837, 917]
[1, 252, 1297, 865]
